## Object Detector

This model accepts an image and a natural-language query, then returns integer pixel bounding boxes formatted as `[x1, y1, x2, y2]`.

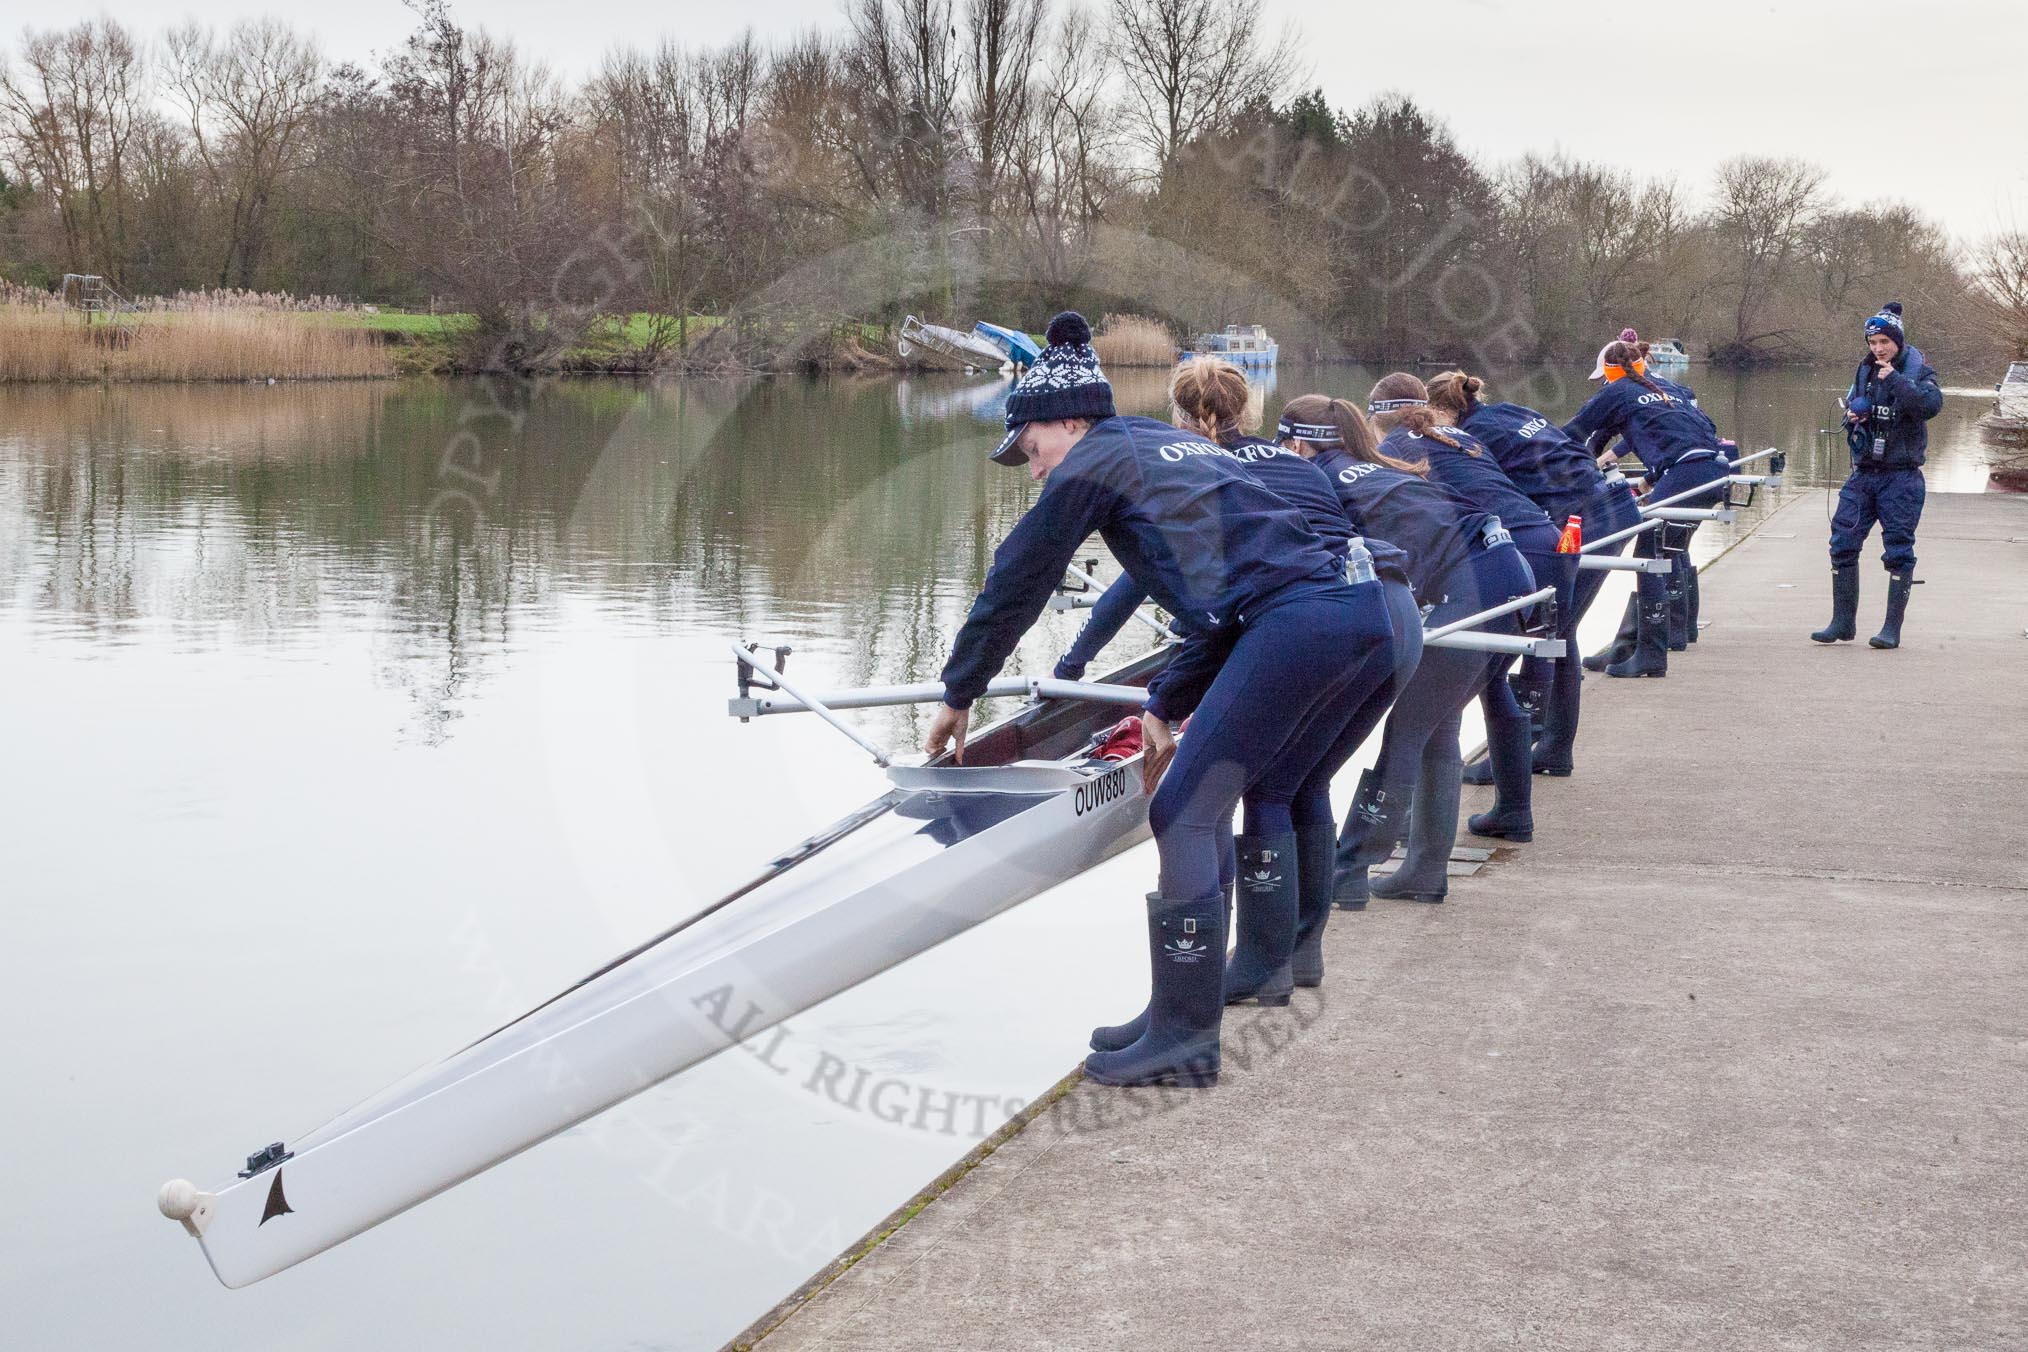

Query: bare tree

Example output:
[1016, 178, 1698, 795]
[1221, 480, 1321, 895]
[1105, 0, 1295, 178]
[841, 0, 965, 212]
[1007, 8, 1118, 291]
[0, 18, 146, 276]
[963, 0, 1044, 211]
[164, 18, 325, 287]
[1711, 154, 1826, 361]
[1967, 227, 2028, 359]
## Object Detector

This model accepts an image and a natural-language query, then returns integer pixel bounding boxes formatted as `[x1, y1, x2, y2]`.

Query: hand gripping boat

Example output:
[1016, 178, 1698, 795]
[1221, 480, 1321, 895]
[157, 644, 1168, 1288]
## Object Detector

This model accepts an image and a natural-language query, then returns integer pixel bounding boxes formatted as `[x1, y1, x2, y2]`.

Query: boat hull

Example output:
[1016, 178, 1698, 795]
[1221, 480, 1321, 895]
[174, 658, 1166, 1287]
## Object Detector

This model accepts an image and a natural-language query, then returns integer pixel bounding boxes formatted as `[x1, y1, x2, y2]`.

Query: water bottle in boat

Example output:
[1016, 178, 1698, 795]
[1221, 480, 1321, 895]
[1346, 538, 1377, 585]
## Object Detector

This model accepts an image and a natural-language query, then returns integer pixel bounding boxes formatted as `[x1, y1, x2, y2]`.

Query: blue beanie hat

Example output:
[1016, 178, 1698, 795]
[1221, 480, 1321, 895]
[990, 312, 1116, 464]
[1863, 301, 1905, 352]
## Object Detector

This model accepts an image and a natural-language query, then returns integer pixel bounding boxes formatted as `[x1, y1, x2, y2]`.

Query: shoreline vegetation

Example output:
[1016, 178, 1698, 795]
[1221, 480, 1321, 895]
[3, 10, 2021, 383]
[0, 296, 1201, 383]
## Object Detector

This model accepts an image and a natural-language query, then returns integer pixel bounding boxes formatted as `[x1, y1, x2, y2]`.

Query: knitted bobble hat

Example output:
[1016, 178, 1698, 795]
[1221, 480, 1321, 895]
[1864, 301, 1906, 352]
[990, 311, 1117, 464]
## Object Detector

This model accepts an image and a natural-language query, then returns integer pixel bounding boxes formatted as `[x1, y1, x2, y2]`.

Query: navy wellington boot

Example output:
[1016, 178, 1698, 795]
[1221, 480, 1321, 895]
[1463, 671, 1545, 785]
[1685, 563, 1702, 644]
[1091, 871, 1232, 1052]
[1372, 753, 1457, 903]
[1665, 550, 1692, 652]
[1869, 571, 1913, 649]
[1468, 692, 1535, 842]
[1607, 574, 1670, 678]
[1223, 833, 1298, 1006]
[1333, 768, 1405, 910]
[1290, 823, 1338, 988]
[1084, 893, 1225, 1088]
[1811, 563, 1859, 643]
[1582, 596, 1638, 673]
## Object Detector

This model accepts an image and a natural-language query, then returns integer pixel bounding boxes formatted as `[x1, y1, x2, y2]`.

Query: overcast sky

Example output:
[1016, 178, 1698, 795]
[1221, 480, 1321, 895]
[8, 0, 2022, 239]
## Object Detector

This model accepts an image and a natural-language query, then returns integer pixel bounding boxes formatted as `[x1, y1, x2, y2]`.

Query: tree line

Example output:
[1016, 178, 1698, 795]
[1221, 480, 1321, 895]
[1, 1, 2021, 372]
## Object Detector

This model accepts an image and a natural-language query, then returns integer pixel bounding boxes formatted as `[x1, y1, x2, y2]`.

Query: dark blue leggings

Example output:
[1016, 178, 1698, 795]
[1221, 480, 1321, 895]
[1338, 544, 1536, 865]
[1243, 578, 1424, 835]
[1531, 477, 1644, 764]
[1150, 586, 1393, 901]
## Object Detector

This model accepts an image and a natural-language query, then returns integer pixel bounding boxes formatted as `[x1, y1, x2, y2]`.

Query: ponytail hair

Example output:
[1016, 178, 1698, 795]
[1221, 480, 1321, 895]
[1277, 393, 1427, 475]
[1602, 339, 1672, 400]
[1367, 372, 1468, 452]
[1169, 356, 1259, 445]
[1426, 370, 1485, 421]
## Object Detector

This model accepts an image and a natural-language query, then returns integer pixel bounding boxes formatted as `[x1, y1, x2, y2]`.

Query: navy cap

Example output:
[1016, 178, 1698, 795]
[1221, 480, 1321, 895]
[990, 424, 1028, 466]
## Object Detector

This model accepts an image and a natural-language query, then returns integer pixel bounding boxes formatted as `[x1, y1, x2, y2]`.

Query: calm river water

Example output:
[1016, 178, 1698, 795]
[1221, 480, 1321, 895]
[0, 363, 2004, 1351]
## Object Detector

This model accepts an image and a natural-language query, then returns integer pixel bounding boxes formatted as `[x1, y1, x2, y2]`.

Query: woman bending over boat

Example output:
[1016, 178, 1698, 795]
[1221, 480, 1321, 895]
[1426, 371, 1644, 794]
[1078, 360, 1417, 1052]
[1563, 335, 1732, 677]
[1280, 384, 1537, 904]
[926, 315, 1397, 1089]
[1373, 375, 1566, 846]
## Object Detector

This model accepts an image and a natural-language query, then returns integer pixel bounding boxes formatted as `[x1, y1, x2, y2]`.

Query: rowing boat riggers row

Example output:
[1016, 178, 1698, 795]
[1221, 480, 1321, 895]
[1334, 543, 1537, 904]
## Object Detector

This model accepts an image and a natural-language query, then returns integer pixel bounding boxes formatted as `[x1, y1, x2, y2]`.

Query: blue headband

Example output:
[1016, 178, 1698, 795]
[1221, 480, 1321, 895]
[1368, 397, 1426, 414]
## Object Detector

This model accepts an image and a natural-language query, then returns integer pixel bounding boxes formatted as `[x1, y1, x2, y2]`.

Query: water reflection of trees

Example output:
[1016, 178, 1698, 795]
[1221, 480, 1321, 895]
[4, 369, 1995, 740]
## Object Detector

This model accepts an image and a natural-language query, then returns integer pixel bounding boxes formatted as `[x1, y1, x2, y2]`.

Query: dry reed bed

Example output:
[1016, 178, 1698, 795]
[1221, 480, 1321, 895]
[1090, 313, 1178, 367]
[0, 305, 395, 382]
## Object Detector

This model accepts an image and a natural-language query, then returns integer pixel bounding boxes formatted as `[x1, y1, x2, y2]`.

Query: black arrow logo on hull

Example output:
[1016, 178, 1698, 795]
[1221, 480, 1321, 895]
[259, 1168, 294, 1225]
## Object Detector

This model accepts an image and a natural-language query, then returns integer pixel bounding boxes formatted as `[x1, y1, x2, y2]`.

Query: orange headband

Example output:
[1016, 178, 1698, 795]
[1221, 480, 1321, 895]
[1600, 360, 1647, 383]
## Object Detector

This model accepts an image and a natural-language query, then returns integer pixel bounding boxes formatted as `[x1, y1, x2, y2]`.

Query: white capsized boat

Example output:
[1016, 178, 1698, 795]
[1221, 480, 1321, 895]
[158, 648, 1169, 1288]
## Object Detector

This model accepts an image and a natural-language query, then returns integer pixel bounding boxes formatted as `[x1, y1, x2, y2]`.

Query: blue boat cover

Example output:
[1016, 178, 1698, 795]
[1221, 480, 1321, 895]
[973, 321, 1044, 367]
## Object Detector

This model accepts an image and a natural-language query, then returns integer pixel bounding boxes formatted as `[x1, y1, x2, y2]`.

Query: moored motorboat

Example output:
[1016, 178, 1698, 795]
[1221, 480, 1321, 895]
[1185, 323, 1277, 370]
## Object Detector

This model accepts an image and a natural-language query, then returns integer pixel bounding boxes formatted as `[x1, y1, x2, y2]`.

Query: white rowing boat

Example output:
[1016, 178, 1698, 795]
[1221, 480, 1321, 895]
[158, 648, 1173, 1288]
[156, 556, 1576, 1287]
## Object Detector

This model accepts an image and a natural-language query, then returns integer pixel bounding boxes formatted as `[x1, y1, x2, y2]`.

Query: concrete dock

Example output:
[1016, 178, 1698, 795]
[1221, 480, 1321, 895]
[739, 490, 2028, 1352]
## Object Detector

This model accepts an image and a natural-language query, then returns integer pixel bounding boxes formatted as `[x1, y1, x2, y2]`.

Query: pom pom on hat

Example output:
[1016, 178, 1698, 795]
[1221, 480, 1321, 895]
[989, 308, 1115, 463]
[1882, 302, 1903, 317]
[1618, 328, 1639, 343]
[1045, 311, 1092, 347]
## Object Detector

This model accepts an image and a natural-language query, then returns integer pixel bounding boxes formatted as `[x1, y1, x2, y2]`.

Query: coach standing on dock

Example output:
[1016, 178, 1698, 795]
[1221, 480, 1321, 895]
[1811, 302, 1943, 650]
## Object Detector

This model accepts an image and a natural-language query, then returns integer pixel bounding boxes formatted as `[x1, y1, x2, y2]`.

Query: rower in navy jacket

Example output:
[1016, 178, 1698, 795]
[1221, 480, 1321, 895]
[1810, 302, 1942, 650]
[1428, 371, 1645, 791]
[927, 315, 1396, 1089]
[1275, 386, 1537, 906]
[1373, 380, 1563, 844]
[1081, 362, 1416, 1040]
[1562, 336, 1731, 677]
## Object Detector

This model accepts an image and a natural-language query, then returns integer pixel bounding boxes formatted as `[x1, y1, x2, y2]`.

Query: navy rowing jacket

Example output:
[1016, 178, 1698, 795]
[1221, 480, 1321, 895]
[1051, 435, 1412, 719]
[1457, 401, 1608, 515]
[1562, 377, 1722, 480]
[1311, 446, 1492, 603]
[940, 415, 1346, 709]
[1385, 426, 1554, 554]
[1843, 347, 1942, 471]
[1217, 439, 1413, 586]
